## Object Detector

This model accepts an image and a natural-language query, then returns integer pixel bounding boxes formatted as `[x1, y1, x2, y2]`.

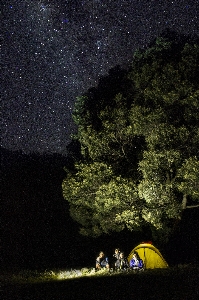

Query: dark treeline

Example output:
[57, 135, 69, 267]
[1, 147, 83, 271]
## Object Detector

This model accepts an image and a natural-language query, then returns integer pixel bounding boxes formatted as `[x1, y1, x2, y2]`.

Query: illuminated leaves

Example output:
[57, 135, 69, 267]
[62, 162, 141, 236]
[63, 37, 199, 240]
[177, 157, 199, 199]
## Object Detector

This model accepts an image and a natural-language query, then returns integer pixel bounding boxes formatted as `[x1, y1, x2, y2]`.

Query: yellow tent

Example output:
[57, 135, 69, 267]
[128, 243, 169, 269]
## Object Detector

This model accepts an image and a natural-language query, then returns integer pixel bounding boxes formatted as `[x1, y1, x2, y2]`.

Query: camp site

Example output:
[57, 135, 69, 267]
[2, 240, 199, 300]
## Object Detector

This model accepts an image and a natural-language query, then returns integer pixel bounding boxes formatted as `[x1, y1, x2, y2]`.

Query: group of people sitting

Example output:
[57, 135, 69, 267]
[96, 248, 144, 271]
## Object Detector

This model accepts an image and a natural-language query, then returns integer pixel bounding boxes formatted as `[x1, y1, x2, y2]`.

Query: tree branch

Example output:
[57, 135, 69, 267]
[186, 204, 199, 209]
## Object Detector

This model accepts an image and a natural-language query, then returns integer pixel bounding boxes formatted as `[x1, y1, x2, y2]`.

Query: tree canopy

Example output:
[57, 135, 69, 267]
[62, 31, 199, 242]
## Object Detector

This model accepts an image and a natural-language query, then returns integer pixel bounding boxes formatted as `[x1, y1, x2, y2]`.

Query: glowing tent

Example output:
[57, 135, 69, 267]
[128, 243, 169, 269]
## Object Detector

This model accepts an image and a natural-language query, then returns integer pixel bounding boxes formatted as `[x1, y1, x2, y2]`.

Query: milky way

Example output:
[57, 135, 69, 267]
[1, 0, 199, 154]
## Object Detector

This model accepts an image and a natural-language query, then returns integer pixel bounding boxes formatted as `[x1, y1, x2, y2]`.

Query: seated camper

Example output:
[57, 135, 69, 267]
[96, 251, 109, 270]
[115, 252, 129, 270]
[129, 252, 144, 270]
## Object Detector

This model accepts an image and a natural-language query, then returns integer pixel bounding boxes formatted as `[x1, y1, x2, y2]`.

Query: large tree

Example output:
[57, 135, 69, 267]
[63, 32, 199, 241]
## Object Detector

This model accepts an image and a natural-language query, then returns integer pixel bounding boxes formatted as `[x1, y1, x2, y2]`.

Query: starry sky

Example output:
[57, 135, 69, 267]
[1, 0, 199, 154]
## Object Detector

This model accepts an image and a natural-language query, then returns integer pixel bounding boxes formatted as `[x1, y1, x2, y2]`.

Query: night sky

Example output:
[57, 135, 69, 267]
[1, 0, 199, 154]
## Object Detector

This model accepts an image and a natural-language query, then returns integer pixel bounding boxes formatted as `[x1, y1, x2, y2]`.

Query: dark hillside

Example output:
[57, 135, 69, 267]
[1, 148, 81, 270]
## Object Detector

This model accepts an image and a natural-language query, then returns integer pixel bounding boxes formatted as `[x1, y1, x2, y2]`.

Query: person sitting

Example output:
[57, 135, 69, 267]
[115, 252, 129, 271]
[130, 252, 144, 270]
[96, 251, 109, 270]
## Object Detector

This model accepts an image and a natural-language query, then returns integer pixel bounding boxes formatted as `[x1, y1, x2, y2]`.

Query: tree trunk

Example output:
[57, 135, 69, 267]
[182, 194, 187, 210]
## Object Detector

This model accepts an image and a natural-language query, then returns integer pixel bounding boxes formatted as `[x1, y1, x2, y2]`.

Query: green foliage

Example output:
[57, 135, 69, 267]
[138, 150, 182, 236]
[63, 33, 199, 241]
[62, 162, 142, 236]
[72, 96, 90, 126]
[176, 156, 199, 199]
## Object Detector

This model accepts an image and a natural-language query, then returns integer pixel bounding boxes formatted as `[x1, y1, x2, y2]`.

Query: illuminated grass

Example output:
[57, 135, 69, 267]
[1, 267, 113, 284]
[1, 264, 198, 285]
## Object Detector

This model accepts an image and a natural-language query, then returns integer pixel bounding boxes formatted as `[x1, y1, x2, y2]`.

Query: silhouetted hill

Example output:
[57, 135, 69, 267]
[1, 147, 91, 270]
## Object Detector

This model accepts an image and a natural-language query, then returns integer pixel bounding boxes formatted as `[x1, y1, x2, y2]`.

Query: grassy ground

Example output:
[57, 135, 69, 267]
[1, 265, 199, 300]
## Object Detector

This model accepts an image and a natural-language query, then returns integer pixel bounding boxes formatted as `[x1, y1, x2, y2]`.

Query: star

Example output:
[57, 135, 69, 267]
[1, 0, 199, 154]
